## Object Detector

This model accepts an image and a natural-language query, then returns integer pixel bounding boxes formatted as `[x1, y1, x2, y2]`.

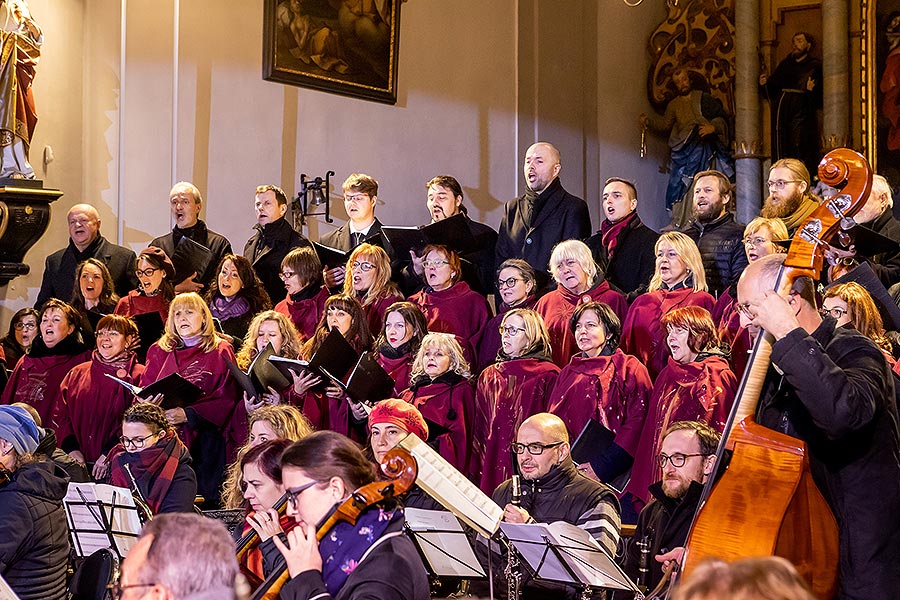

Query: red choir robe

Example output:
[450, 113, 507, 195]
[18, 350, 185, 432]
[55, 353, 145, 463]
[377, 347, 414, 397]
[471, 357, 560, 493]
[400, 372, 475, 474]
[535, 283, 629, 368]
[362, 293, 403, 337]
[409, 282, 491, 365]
[625, 354, 737, 509]
[114, 290, 170, 323]
[548, 349, 652, 477]
[274, 285, 329, 342]
[0, 338, 91, 432]
[475, 296, 538, 373]
[621, 287, 715, 381]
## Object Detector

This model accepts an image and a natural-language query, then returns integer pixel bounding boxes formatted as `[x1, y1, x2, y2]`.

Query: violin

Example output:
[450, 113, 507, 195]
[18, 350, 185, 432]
[675, 148, 872, 599]
[249, 446, 417, 600]
[236, 494, 289, 590]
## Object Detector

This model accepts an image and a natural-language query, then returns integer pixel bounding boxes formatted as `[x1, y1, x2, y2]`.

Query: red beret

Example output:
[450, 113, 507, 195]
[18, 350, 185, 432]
[138, 246, 176, 280]
[368, 399, 429, 441]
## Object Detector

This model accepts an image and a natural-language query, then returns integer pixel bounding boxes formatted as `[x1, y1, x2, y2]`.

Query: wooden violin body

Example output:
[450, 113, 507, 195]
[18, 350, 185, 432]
[680, 148, 872, 600]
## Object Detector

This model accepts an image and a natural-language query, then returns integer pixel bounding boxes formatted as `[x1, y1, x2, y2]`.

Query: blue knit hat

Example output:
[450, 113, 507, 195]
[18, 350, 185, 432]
[0, 405, 42, 455]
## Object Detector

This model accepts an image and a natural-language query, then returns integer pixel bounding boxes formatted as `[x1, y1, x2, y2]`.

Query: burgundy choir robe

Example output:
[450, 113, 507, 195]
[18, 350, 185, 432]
[625, 354, 737, 508]
[476, 296, 538, 373]
[471, 358, 560, 493]
[535, 283, 629, 368]
[713, 288, 752, 380]
[114, 289, 170, 322]
[621, 287, 715, 381]
[409, 282, 491, 365]
[400, 376, 475, 474]
[274, 286, 329, 342]
[548, 350, 652, 462]
[377, 350, 414, 397]
[55, 355, 145, 463]
[1, 349, 91, 431]
[362, 293, 403, 337]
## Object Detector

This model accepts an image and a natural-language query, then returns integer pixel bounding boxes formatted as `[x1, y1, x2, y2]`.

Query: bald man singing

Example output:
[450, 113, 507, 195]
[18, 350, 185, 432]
[36, 204, 138, 307]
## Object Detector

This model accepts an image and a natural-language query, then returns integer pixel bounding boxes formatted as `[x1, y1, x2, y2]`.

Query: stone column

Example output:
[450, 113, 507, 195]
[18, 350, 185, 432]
[822, 0, 850, 150]
[734, 0, 763, 223]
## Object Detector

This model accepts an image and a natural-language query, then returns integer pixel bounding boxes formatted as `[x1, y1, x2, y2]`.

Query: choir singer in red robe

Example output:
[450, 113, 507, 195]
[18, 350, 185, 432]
[115, 246, 175, 326]
[476, 259, 539, 371]
[624, 306, 736, 517]
[535, 239, 628, 367]
[343, 243, 403, 334]
[621, 232, 715, 381]
[548, 301, 652, 489]
[375, 302, 428, 397]
[273, 247, 329, 342]
[472, 308, 559, 493]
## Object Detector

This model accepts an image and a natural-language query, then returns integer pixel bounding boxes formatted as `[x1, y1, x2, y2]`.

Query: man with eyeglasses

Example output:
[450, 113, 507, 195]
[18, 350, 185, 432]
[736, 253, 900, 598]
[243, 184, 311, 303]
[36, 203, 138, 308]
[115, 513, 242, 600]
[586, 177, 659, 300]
[319, 173, 385, 289]
[761, 158, 821, 236]
[621, 421, 720, 593]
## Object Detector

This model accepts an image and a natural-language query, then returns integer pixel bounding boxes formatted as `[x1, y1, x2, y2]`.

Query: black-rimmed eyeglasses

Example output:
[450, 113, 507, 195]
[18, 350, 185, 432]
[510, 441, 563, 455]
[107, 581, 158, 599]
[657, 452, 706, 468]
[285, 480, 320, 509]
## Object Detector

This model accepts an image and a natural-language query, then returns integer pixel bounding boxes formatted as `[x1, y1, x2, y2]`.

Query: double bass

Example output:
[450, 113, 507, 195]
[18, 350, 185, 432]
[677, 149, 873, 599]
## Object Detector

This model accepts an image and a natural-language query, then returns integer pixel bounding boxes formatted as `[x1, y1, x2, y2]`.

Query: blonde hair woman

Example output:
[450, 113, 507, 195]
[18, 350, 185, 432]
[343, 243, 403, 334]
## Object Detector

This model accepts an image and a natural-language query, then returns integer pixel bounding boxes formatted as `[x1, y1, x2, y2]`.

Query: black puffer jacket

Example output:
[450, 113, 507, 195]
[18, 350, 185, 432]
[0, 460, 70, 600]
[682, 212, 747, 296]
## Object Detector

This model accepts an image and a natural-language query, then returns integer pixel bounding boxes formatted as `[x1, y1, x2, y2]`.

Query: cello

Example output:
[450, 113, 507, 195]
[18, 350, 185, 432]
[249, 446, 418, 600]
[677, 148, 873, 599]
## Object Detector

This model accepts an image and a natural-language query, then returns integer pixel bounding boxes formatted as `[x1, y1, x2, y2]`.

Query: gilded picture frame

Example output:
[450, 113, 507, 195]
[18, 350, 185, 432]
[262, 0, 400, 105]
[863, 0, 900, 182]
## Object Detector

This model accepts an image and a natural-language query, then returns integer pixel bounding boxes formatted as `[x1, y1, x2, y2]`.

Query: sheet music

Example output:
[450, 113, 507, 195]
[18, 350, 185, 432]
[547, 522, 637, 591]
[500, 522, 579, 584]
[405, 508, 485, 578]
[397, 433, 502, 537]
[64, 482, 142, 558]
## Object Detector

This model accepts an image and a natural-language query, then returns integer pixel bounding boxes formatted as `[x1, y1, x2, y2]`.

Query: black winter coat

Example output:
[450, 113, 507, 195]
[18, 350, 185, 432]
[586, 216, 659, 298]
[757, 319, 900, 599]
[856, 209, 900, 289]
[682, 212, 747, 296]
[150, 220, 233, 289]
[0, 461, 70, 600]
[243, 218, 311, 305]
[37, 235, 139, 307]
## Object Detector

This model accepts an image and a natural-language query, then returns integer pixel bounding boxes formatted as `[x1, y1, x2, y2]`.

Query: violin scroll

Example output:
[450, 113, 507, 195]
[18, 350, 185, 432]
[380, 446, 418, 496]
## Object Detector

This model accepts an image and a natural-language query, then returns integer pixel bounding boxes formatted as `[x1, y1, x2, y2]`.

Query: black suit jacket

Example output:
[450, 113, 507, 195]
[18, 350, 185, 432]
[319, 218, 384, 252]
[37, 236, 138, 307]
[243, 218, 311, 304]
[150, 220, 233, 289]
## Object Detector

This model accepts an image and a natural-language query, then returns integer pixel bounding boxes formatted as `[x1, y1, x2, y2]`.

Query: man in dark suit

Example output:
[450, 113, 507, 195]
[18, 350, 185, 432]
[495, 142, 591, 293]
[36, 203, 138, 307]
[243, 184, 311, 303]
[320, 173, 384, 288]
[149, 181, 232, 293]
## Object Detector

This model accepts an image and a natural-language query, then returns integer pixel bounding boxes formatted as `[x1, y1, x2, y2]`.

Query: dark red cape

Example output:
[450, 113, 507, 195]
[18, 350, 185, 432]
[1, 350, 92, 431]
[363, 293, 404, 337]
[409, 281, 491, 365]
[377, 350, 414, 397]
[471, 358, 560, 493]
[274, 286, 329, 342]
[400, 378, 475, 474]
[535, 283, 628, 367]
[114, 289, 170, 323]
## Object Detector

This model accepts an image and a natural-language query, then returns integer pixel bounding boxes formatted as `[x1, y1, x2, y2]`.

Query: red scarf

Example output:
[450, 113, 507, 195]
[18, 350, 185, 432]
[599, 211, 638, 260]
[108, 430, 189, 514]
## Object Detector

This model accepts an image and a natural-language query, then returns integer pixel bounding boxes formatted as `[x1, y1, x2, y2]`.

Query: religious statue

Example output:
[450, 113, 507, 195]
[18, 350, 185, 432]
[0, 0, 41, 180]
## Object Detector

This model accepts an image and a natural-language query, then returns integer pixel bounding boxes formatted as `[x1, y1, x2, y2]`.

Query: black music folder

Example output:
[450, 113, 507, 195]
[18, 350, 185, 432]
[313, 232, 384, 269]
[226, 343, 292, 399]
[171, 235, 215, 283]
[269, 328, 359, 387]
[381, 213, 477, 257]
[105, 372, 203, 409]
[323, 351, 396, 405]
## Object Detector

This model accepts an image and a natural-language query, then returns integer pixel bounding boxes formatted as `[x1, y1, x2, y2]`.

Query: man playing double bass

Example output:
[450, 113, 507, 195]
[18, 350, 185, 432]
[736, 254, 900, 599]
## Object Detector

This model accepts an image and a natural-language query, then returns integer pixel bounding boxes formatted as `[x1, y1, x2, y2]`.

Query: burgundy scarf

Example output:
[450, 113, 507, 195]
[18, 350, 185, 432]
[599, 211, 638, 260]
[108, 430, 188, 513]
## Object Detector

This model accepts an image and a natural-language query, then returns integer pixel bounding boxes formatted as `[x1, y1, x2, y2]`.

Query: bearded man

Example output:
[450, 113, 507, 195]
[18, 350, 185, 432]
[761, 158, 821, 236]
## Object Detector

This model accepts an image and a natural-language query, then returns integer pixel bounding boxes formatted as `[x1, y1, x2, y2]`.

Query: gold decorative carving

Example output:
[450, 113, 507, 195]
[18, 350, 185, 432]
[646, 0, 736, 116]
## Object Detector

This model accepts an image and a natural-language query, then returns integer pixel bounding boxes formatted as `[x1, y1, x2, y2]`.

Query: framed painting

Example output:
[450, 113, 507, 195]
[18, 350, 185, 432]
[263, 0, 401, 105]
[863, 0, 900, 183]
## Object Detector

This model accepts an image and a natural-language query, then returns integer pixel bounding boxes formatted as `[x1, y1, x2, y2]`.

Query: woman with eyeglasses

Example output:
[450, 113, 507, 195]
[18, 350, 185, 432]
[274, 247, 329, 342]
[375, 302, 428, 396]
[622, 232, 715, 381]
[272, 430, 429, 600]
[107, 402, 197, 514]
[70, 258, 120, 345]
[822, 282, 895, 359]
[1, 299, 90, 429]
[115, 246, 176, 324]
[409, 244, 491, 367]
[476, 259, 539, 372]
[400, 333, 475, 473]
[624, 305, 736, 518]
[471, 309, 559, 493]
[139, 292, 240, 508]
[712, 217, 788, 378]
[204, 254, 272, 348]
[343, 243, 403, 335]
[222, 404, 314, 510]
[55, 315, 144, 481]
[0, 307, 38, 367]
[548, 302, 652, 489]
[536, 240, 628, 368]
[295, 295, 372, 437]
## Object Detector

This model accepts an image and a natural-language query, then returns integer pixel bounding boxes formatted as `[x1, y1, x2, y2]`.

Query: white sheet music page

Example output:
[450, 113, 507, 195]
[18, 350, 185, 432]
[404, 508, 485, 578]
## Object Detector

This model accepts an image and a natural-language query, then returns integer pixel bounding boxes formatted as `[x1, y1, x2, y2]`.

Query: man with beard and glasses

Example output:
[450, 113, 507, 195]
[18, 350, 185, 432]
[620, 421, 720, 594]
[760, 32, 823, 177]
[682, 170, 747, 296]
[762, 158, 821, 236]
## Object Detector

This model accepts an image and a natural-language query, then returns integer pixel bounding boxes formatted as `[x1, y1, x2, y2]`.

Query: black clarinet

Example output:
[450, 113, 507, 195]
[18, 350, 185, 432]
[123, 463, 154, 523]
[505, 475, 523, 600]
